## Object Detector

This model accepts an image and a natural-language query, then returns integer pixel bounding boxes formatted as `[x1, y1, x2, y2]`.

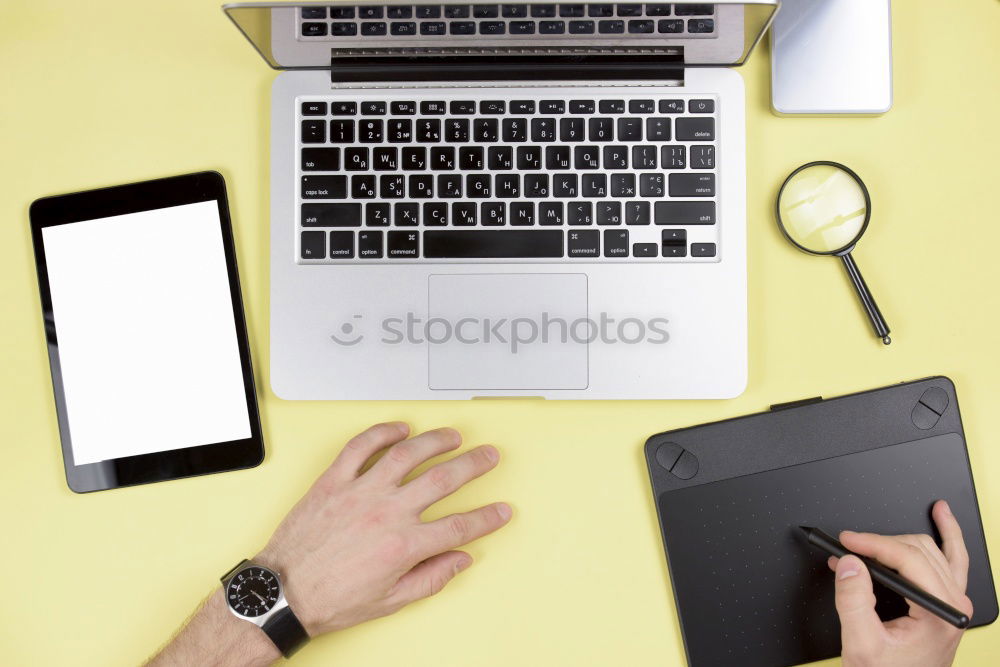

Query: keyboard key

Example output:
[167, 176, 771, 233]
[597, 201, 621, 225]
[670, 174, 715, 197]
[690, 145, 715, 169]
[530, 4, 557, 17]
[688, 18, 714, 33]
[380, 174, 405, 198]
[488, 146, 513, 170]
[391, 21, 417, 35]
[450, 20, 476, 34]
[598, 19, 624, 33]
[588, 117, 614, 141]
[654, 200, 716, 224]
[450, 100, 476, 114]
[329, 231, 355, 258]
[645, 3, 671, 16]
[560, 4, 585, 16]
[603, 145, 628, 169]
[424, 202, 449, 226]
[569, 20, 595, 33]
[628, 19, 654, 33]
[540, 99, 565, 114]
[662, 228, 686, 246]
[421, 21, 447, 35]
[546, 145, 571, 169]
[446, 118, 470, 142]
[301, 120, 325, 143]
[445, 5, 471, 18]
[611, 173, 636, 197]
[510, 202, 535, 225]
[539, 20, 566, 33]
[495, 174, 520, 197]
[387, 230, 420, 257]
[675, 4, 714, 15]
[675, 117, 715, 140]
[452, 202, 477, 225]
[361, 21, 388, 35]
[531, 117, 556, 141]
[416, 5, 442, 18]
[574, 146, 600, 169]
[582, 174, 607, 197]
[502, 118, 528, 142]
[345, 147, 369, 170]
[616, 3, 642, 16]
[588, 3, 615, 16]
[394, 203, 419, 225]
[467, 173, 492, 197]
[502, 4, 529, 17]
[662, 145, 686, 169]
[560, 117, 585, 141]
[480, 21, 506, 34]
[425, 230, 564, 258]
[438, 174, 464, 197]
[358, 101, 385, 115]
[599, 99, 626, 114]
[553, 173, 578, 197]
[604, 229, 629, 256]
[330, 6, 355, 18]
[633, 145, 657, 169]
[480, 100, 506, 114]
[302, 175, 347, 199]
[301, 230, 325, 259]
[568, 202, 593, 225]
[402, 146, 426, 170]
[481, 202, 506, 226]
[331, 101, 358, 115]
[524, 173, 550, 197]
[329, 119, 355, 143]
[352, 175, 376, 198]
[301, 22, 327, 37]
[689, 99, 715, 113]
[646, 117, 671, 141]
[692, 242, 716, 257]
[388, 119, 413, 142]
[359, 6, 384, 19]
[516, 145, 542, 169]
[431, 146, 456, 170]
[392, 101, 417, 114]
[373, 147, 398, 170]
[416, 118, 442, 142]
[366, 203, 391, 226]
[658, 99, 684, 113]
[331, 22, 358, 36]
[510, 20, 536, 33]
[387, 5, 413, 18]
[301, 7, 326, 19]
[420, 100, 447, 114]
[410, 174, 434, 198]
[639, 173, 665, 197]
[474, 4, 500, 17]
[301, 147, 340, 170]
[567, 229, 599, 255]
[633, 242, 657, 257]
[658, 18, 683, 33]
[358, 230, 384, 257]
[617, 117, 642, 141]
[663, 244, 686, 258]
[539, 202, 564, 225]
[301, 203, 362, 226]
[459, 146, 483, 169]
[302, 101, 327, 116]
[625, 200, 650, 225]
[511, 100, 536, 114]
[569, 99, 596, 114]
[359, 119, 383, 142]
[628, 99, 655, 114]
[474, 118, 499, 142]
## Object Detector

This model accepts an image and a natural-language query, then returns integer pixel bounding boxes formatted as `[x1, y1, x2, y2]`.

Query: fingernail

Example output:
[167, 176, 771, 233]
[455, 555, 473, 573]
[393, 422, 409, 435]
[483, 445, 499, 463]
[496, 502, 513, 521]
[837, 557, 860, 581]
[841, 530, 856, 537]
[941, 500, 953, 516]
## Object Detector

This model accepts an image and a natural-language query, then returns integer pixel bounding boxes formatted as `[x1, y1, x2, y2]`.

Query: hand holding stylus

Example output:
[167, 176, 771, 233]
[831, 500, 973, 667]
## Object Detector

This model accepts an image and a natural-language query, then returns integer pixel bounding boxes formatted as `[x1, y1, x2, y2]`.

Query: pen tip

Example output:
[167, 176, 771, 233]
[798, 525, 814, 532]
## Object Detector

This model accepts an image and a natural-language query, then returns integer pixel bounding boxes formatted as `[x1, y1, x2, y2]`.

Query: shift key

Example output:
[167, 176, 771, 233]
[668, 173, 715, 197]
[301, 175, 347, 199]
[654, 201, 715, 225]
[301, 203, 362, 227]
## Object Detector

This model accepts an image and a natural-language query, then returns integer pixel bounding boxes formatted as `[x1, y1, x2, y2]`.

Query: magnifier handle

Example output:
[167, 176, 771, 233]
[840, 253, 892, 345]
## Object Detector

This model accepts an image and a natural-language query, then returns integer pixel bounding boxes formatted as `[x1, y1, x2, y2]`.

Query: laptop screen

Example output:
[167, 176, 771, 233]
[223, 1, 778, 70]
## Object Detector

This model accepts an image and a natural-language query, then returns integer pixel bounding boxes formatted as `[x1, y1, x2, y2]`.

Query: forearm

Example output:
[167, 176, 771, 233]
[148, 589, 280, 667]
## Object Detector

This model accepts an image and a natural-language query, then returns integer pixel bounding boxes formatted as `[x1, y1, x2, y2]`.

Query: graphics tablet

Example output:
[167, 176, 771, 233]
[30, 171, 264, 492]
[644, 377, 996, 666]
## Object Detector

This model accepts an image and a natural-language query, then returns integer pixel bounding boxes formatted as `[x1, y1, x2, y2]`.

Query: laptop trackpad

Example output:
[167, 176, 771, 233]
[428, 273, 589, 391]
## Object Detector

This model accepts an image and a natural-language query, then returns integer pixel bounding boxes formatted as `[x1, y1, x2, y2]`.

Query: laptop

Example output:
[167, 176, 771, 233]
[223, 0, 777, 399]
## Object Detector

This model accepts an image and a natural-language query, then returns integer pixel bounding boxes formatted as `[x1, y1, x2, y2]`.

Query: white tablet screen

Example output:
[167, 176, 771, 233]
[41, 200, 252, 465]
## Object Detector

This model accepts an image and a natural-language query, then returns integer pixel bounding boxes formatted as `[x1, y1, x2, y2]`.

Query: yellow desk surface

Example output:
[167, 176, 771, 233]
[3, 1, 999, 664]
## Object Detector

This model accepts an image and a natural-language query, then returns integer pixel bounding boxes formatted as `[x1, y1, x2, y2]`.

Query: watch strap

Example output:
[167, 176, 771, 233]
[261, 605, 310, 658]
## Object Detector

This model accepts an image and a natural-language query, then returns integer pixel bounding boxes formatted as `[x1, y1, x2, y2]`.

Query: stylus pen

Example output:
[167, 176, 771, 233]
[799, 526, 970, 629]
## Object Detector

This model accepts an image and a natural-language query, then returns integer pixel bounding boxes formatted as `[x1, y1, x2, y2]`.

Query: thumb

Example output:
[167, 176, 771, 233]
[834, 555, 885, 661]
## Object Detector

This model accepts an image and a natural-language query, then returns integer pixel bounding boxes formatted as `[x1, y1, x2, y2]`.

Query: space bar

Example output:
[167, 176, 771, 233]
[424, 231, 565, 258]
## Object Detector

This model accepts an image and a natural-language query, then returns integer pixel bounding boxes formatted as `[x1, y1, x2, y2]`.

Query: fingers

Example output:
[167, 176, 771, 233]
[417, 502, 513, 559]
[368, 428, 463, 484]
[403, 445, 500, 511]
[840, 530, 952, 601]
[387, 551, 473, 608]
[834, 555, 886, 662]
[327, 422, 410, 480]
[933, 500, 970, 591]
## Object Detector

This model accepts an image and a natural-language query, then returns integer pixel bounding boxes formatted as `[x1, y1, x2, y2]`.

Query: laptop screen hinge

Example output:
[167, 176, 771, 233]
[328, 51, 685, 85]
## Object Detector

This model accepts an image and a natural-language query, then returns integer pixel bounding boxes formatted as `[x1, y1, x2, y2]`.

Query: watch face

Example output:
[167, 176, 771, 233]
[226, 566, 281, 617]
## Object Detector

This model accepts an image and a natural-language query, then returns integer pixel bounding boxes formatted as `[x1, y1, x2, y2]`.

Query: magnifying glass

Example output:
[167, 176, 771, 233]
[776, 161, 892, 345]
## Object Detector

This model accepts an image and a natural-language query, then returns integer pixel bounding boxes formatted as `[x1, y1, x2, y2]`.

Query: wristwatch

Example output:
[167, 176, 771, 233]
[220, 559, 309, 658]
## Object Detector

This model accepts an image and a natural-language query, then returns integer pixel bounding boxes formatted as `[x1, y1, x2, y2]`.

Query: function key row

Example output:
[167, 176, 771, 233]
[301, 17, 712, 36]
[302, 98, 714, 116]
[301, 4, 715, 20]
[300, 228, 717, 260]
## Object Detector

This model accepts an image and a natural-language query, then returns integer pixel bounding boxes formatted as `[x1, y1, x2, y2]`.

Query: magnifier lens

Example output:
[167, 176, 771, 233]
[778, 164, 868, 253]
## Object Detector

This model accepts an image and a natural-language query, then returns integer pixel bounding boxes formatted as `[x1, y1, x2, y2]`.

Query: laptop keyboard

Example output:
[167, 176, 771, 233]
[297, 90, 719, 262]
[299, 3, 716, 39]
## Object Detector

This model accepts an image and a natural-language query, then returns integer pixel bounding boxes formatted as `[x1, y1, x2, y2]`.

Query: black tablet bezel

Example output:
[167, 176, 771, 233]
[29, 171, 264, 493]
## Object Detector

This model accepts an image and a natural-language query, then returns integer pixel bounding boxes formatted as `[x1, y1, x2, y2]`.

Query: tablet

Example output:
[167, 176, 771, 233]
[30, 171, 264, 492]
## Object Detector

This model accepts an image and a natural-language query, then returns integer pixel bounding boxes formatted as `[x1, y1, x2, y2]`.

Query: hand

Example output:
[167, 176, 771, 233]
[256, 422, 511, 637]
[831, 500, 973, 667]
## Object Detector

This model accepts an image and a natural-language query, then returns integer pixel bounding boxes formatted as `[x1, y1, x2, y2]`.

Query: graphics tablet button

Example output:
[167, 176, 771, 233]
[655, 441, 684, 471]
[919, 387, 950, 415]
[671, 450, 699, 479]
[911, 402, 941, 430]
